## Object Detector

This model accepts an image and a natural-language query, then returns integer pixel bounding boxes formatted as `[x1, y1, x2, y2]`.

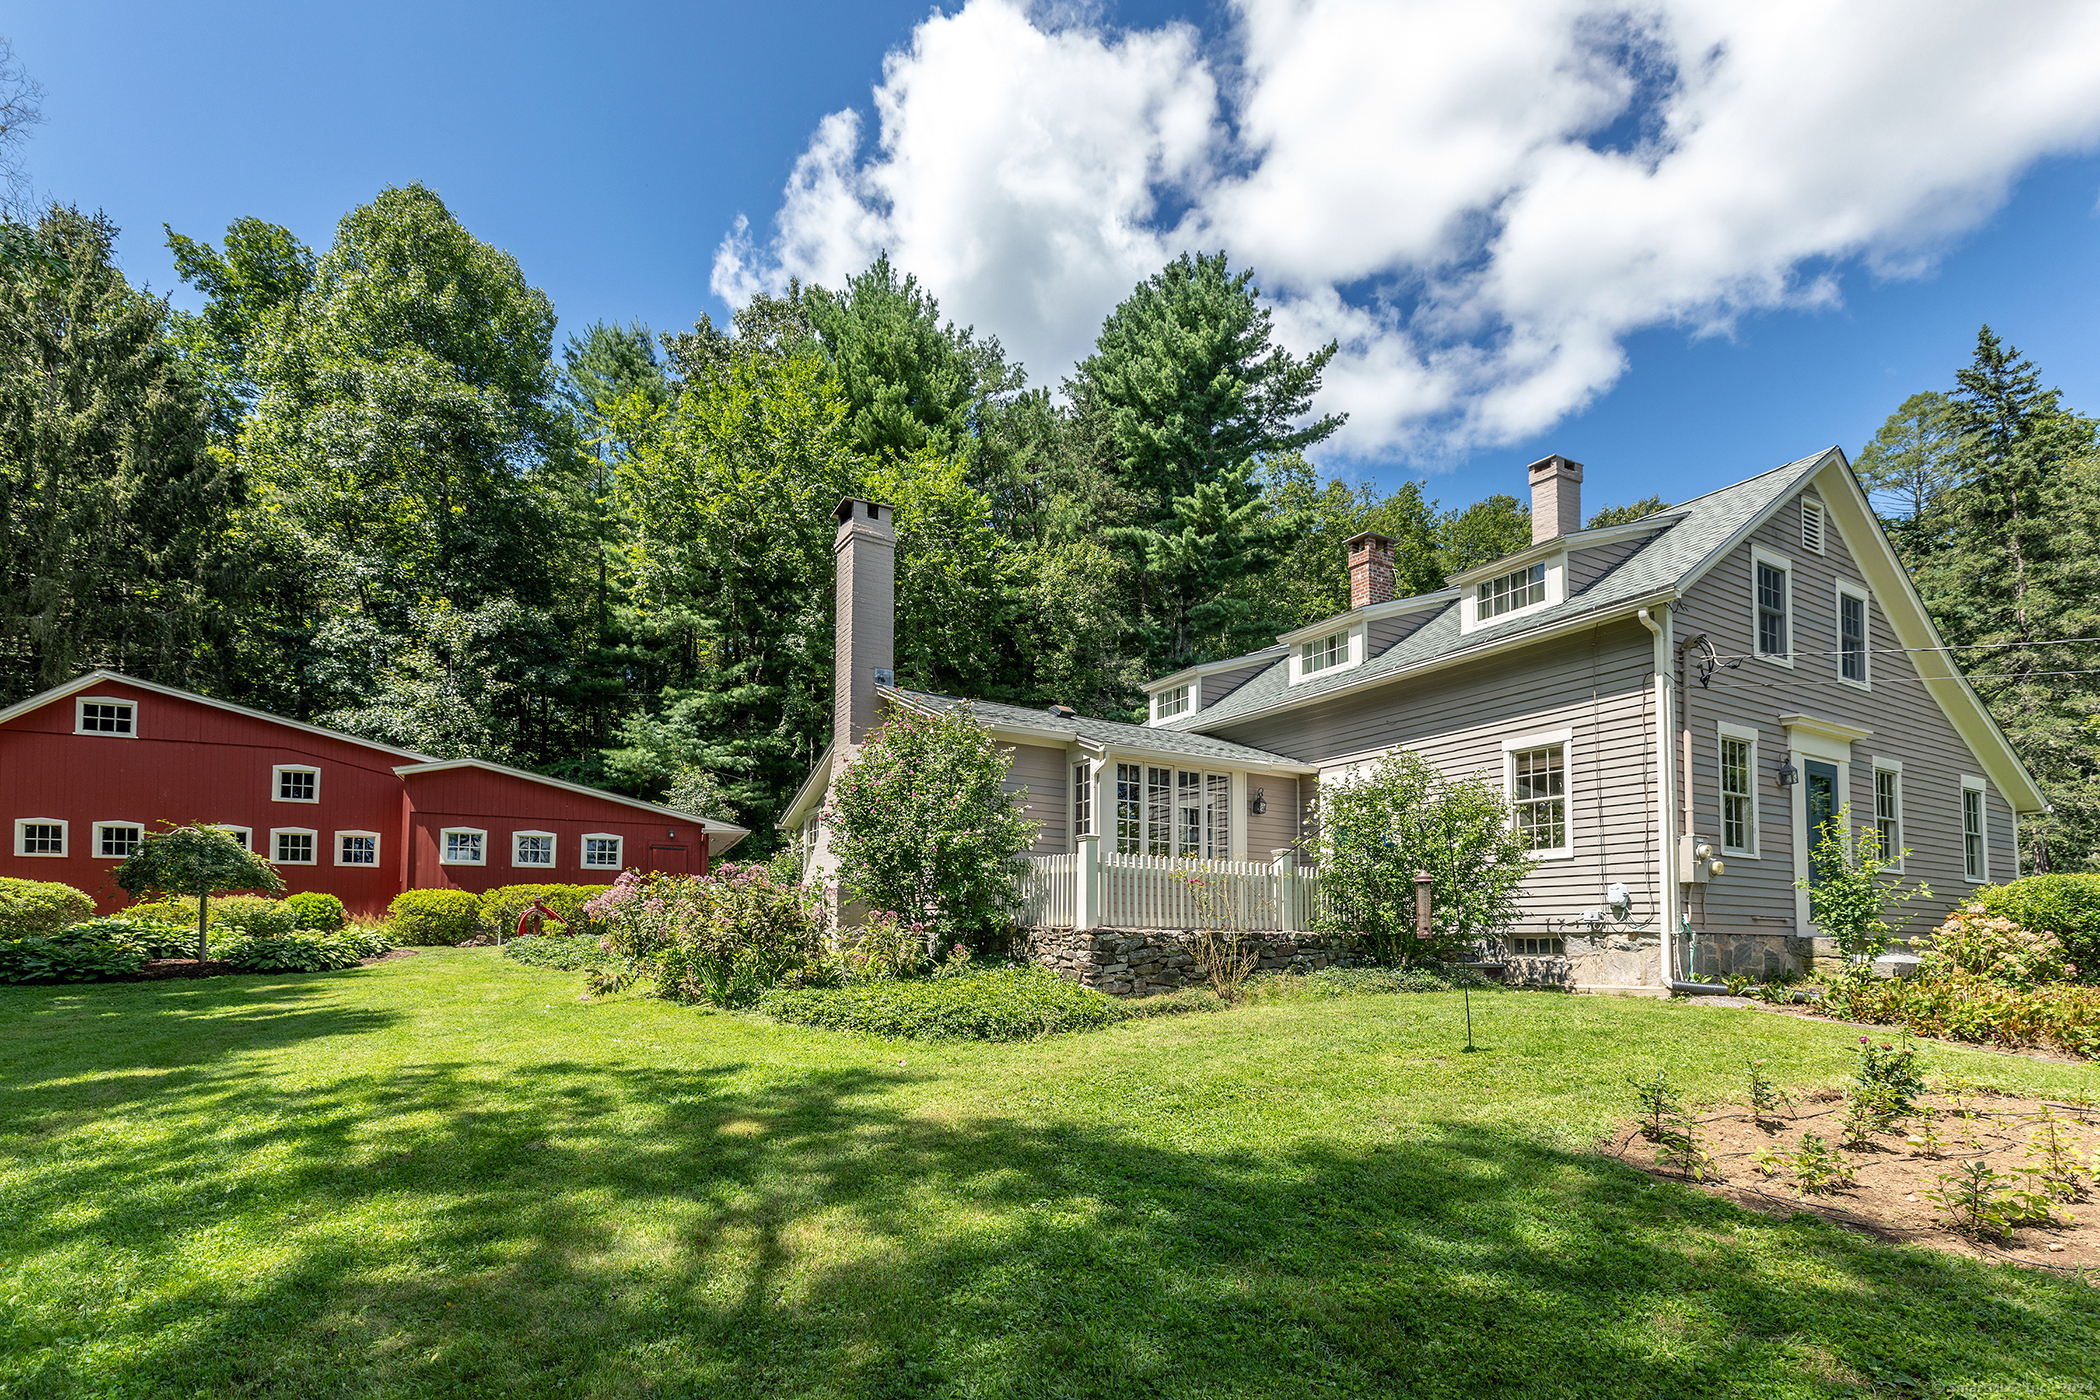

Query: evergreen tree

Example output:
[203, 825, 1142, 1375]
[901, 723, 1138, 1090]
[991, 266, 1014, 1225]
[0, 206, 248, 698]
[1855, 390, 1962, 552]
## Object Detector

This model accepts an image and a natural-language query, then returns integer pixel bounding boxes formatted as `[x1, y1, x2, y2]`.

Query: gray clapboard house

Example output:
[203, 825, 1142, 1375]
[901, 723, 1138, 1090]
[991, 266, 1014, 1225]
[784, 451, 2045, 993]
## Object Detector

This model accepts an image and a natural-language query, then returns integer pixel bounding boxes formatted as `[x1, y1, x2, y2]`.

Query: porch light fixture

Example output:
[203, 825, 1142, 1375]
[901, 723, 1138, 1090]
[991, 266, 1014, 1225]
[1775, 757, 1799, 789]
[1249, 788, 1267, 815]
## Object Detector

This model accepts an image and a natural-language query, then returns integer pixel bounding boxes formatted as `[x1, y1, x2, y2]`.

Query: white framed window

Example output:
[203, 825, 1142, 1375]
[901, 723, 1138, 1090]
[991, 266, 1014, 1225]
[1801, 498, 1825, 555]
[272, 828, 317, 865]
[1751, 546, 1792, 665]
[1835, 581, 1870, 688]
[14, 819, 67, 857]
[441, 828, 487, 866]
[512, 831, 557, 867]
[75, 697, 136, 736]
[1503, 730, 1573, 858]
[1153, 684, 1191, 720]
[273, 766, 320, 803]
[336, 831, 380, 866]
[214, 825, 253, 851]
[1171, 769, 1232, 859]
[1300, 630, 1348, 675]
[1872, 761, 1902, 871]
[94, 822, 143, 860]
[1072, 762, 1092, 837]
[1961, 777, 1987, 883]
[1480, 562, 1547, 620]
[581, 833, 623, 869]
[1717, 722, 1759, 857]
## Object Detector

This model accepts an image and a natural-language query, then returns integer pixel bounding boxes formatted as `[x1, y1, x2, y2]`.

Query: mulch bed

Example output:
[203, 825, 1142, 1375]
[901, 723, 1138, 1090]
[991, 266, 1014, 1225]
[114, 948, 419, 981]
[1608, 1088, 2100, 1275]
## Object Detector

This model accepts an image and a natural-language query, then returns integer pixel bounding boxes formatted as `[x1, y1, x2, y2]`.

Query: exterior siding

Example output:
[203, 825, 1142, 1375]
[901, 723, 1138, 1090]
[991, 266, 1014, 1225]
[1245, 775, 1302, 858]
[1568, 533, 1658, 595]
[1003, 742, 1070, 855]
[1671, 487, 2011, 943]
[1210, 619, 1663, 934]
[1364, 606, 1444, 658]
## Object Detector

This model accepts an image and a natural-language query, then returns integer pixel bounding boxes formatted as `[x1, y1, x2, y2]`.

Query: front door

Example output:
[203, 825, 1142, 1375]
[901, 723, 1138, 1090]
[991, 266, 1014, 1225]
[1803, 760, 1839, 887]
[645, 845, 688, 874]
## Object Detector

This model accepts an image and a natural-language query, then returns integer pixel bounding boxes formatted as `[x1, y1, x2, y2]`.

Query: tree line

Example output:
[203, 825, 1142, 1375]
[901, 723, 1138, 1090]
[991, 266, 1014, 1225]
[3, 179, 1652, 852]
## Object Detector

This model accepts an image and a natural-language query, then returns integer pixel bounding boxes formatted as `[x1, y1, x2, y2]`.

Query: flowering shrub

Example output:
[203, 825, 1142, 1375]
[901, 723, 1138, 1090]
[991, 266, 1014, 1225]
[586, 865, 829, 1006]
[1821, 972, 2100, 1061]
[759, 963, 1117, 1041]
[825, 704, 1039, 951]
[842, 910, 931, 981]
[1918, 902, 2077, 987]
[1973, 876, 2100, 984]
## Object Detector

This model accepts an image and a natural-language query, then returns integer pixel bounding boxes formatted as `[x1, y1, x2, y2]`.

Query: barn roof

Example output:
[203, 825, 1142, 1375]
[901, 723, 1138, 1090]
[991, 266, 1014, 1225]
[394, 758, 748, 849]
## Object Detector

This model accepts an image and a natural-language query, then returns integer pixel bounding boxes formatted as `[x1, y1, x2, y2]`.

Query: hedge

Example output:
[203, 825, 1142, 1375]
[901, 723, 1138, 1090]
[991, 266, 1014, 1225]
[387, 889, 482, 945]
[286, 891, 348, 932]
[1974, 875, 2100, 983]
[1822, 971, 2100, 1060]
[476, 884, 611, 940]
[0, 877, 96, 936]
[127, 894, 297, 938]
[759, 964, 1118, 1041]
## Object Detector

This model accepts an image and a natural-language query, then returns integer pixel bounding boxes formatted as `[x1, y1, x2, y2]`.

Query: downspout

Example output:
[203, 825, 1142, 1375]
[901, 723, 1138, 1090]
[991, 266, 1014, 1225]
[1639, 606, 1723, 996]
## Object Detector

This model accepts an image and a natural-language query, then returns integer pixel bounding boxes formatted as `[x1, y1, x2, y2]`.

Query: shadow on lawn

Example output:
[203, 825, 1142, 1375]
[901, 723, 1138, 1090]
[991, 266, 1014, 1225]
[4, 1043, 2097, 1400]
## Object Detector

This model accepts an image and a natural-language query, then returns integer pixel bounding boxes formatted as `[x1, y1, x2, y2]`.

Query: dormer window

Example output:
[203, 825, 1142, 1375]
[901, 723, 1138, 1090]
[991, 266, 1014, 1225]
[1301, 631, 1348, 675]
[1155, 684, 1191, 720]
[1480, 563, 1546, 620]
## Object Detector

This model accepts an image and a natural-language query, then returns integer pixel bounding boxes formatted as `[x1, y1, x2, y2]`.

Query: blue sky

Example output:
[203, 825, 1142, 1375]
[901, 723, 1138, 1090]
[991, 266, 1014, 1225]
[9, 1, 2100, 514]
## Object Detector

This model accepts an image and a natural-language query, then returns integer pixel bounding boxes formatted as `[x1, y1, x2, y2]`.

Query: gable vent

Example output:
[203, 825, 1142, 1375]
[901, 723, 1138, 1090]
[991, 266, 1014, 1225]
[1801, 499, 1825, 555]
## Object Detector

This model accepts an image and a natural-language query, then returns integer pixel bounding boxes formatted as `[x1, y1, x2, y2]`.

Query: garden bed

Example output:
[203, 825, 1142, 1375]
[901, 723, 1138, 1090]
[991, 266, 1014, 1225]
[1608, 1086, 2100, 1273]
[111, 948, 418, 981]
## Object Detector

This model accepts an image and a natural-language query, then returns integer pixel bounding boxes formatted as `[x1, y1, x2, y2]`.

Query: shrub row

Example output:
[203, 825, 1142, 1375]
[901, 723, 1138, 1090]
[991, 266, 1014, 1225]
[383, 884, 615, 945]
[1822, 972, 2100, 1060]
[0, 877, 96, 936]
[1971, 875, 2100, 983]
[759, 964, 1119, 1041]
[212, 928, 392, 973]
[0, 918, 390, 982]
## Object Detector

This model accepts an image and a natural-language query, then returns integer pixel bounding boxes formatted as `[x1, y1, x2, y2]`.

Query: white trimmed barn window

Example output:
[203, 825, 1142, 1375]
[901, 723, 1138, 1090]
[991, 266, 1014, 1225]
[273, 829, 317, 865]
[582, 834, 623, 869]
[75, 698, 135, 735]
[95, 822, 143, 859]
[15, 819, 66, 856]
[337, 832, 379, 866]
[441, 828, 486, 866]
[274, 766, 319, 802]
[513, 831, 556, 867]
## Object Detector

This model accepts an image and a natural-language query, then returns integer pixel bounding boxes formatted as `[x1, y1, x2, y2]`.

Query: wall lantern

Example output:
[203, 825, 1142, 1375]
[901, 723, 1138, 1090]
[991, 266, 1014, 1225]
[1249, 787, 1267, 815]
[1775, 757, 1799, 789]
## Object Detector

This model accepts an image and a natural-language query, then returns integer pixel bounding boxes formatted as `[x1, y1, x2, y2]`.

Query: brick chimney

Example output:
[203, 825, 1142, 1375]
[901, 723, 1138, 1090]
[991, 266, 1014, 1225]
[833, 498, 896, 754]
[1528, 454, 1584, 543]
[1345, 531, 1396, 609]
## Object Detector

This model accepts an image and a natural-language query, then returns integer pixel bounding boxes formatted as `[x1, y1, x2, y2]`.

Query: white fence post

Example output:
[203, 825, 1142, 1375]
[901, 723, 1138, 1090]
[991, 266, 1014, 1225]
[1271, 850, 1296, 933]
[1076, 834, 1101, 930]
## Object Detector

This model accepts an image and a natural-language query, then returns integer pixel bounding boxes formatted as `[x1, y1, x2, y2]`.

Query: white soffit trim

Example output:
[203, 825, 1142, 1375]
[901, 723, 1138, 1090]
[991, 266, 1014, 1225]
[392, 757, 749, 845]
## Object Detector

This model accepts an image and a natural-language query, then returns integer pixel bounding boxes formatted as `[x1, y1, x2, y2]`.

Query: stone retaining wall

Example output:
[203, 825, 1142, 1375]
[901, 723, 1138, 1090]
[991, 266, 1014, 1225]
[1019, 926, 1348, 998]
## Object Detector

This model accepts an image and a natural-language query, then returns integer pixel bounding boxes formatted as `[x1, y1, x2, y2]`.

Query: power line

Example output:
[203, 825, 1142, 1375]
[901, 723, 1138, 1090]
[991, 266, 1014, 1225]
[1706, 636, 2100, 663]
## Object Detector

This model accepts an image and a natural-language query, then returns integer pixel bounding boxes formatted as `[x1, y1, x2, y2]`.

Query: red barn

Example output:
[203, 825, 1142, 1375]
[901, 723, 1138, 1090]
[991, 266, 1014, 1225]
[0, 671, 748, 917]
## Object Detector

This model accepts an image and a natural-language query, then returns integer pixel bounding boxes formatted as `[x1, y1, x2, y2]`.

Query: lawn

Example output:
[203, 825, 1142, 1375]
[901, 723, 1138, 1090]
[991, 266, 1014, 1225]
[2, 952, 2096, 1399]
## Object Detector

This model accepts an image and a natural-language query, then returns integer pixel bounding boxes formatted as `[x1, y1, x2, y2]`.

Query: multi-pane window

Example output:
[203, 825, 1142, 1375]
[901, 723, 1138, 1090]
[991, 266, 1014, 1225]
[1480, 562, 1547, 619]
[1756, 562, 1789, 657]
[443, 829, 485, 865]
[1840, 592, 1867, 683]
[274, 830, 315, 864]
[78, 700, 134, 734]
[1720, 737, 1754, 854]
[1300, 631, 1348, 675]
[1963, 786, 1986, 882]
[1115, 764, 1144, 854]
[97, 823, 142, 859]
[1146, 767, 1172, 856]
[1177, 771, 1204, 855]
[1072, 763, 1092, 837]
[583, 835, 622, 868]
[1155, 685, 1190, 719]
[1512, 935, 1565, 956]
[1511, 745, 1566, 851]
[276, 767, 318, 802]
[339, 833, 378, 866]
[17, 821, 65, 855]
[1874, 769, 1901, 866]
[514, 833, 555, 867]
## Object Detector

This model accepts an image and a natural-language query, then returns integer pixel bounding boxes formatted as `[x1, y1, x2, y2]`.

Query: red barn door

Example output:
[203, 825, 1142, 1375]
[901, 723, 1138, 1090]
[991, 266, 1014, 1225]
[644, 845, 689, 873]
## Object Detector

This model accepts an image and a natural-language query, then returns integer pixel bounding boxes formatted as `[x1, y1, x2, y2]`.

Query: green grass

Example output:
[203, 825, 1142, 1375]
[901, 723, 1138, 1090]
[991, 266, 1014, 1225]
[2, 952, 2096, 1398]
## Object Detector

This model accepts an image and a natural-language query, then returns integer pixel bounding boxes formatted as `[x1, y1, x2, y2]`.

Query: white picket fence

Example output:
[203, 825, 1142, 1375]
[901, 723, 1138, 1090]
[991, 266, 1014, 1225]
[1014, 839, 1324, 932]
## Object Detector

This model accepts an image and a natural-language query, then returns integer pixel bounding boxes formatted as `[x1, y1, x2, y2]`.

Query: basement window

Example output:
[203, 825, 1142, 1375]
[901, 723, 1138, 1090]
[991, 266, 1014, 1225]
[1512, 936, 1565, 956]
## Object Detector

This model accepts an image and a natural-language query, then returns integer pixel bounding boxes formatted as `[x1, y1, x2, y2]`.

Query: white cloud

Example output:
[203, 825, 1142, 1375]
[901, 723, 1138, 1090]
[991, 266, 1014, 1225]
[714, 0, 2100, 462]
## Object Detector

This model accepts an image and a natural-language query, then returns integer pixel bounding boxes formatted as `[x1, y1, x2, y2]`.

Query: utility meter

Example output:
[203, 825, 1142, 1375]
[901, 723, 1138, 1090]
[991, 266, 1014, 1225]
[1678, 836, 1724, 884]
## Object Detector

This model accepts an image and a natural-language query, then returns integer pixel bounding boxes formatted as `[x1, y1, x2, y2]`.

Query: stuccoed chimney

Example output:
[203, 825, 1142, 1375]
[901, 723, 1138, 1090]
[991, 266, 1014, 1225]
[833, 497, 896, 755]
[1528, 454, 1584, 543]
[1345, 531, 1396, 609]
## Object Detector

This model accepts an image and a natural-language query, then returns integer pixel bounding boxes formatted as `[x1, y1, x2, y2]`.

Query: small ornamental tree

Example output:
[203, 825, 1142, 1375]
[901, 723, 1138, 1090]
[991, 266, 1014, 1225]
[1797, 803, 1933, 966]
[114, 824, 283, 962]
[1311, 750, 1533, 965]
[825, 704, 1040, 951]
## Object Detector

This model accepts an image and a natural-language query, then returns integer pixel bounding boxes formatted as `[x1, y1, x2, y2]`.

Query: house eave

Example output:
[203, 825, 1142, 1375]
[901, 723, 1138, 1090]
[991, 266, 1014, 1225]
[393, 757, 750, 848]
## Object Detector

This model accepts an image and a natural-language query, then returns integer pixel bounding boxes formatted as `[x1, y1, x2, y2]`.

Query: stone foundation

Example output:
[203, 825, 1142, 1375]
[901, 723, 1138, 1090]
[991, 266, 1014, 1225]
[1020, 926, 1348, 997]
[1687, 930, 1813, 982]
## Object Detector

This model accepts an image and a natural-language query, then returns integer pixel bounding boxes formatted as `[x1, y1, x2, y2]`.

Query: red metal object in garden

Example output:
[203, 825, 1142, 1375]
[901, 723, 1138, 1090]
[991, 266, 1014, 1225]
[516, 901, 570, 942]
